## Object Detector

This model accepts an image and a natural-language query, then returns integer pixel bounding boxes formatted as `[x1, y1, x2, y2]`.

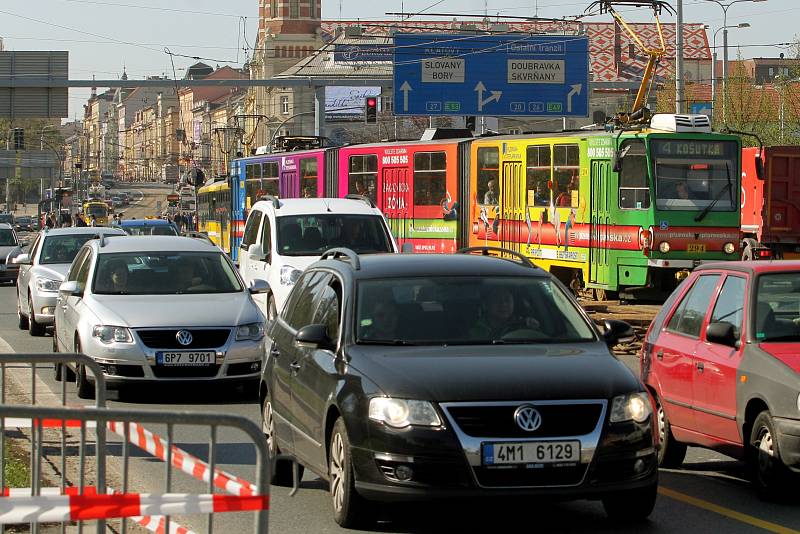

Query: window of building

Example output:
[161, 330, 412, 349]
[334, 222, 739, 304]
[382, 95, 393, 113]
[309, 0, 316, 17]
[290, 0, 299, 18]
[769, 67, 774, 76]
[618, 139, 650, 210]
[270, 0, 277, 18]
[300, 158, 318, 198]
[413, 152, 446, 206]
[348, 154, 378, 203]
[280, 96, 290, 115]
[553, 144, 580, 208]
[477, 147, 499, 206]
[526, 145, 551, 207]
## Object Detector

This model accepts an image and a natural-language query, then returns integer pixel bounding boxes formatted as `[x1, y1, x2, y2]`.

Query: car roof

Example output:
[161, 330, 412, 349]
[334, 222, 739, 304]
[43, 227, 126, 237]
[696, 260, 800, 275]
[116, 219, 173, 227]
[319, 253, 548, 279]
[252, 197, 380, 217]
[0, 223, 12, 230]
[93, 235, 218, 254]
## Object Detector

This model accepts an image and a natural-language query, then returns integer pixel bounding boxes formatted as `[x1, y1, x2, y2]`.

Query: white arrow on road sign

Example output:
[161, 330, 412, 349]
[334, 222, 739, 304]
[566, 84, 582, 113]
[400, 81, 412, 112]
[475, 81, 502, 112]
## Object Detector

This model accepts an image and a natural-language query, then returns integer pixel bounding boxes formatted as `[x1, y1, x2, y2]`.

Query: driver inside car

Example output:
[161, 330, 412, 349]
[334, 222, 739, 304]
[469, 287, 540, 340]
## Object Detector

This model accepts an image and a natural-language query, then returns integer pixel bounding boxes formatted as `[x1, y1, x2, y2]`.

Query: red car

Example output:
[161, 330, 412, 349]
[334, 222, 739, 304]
[641, 261, 800, 498]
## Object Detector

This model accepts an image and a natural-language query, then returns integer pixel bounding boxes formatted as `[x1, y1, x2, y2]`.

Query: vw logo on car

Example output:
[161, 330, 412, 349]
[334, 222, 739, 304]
[514, 405, 542, 432]
[176, 330, 193, 346]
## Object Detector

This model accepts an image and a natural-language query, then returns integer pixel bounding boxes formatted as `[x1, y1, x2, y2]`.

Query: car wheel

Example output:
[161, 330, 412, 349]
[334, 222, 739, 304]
[74, 340, 95, 400]
[602, 480, 657, 521]
[329, 418, 374, 528]
[262, 397, 301, 486]
[17, 294, 28, 330]
[28, 293, 45, 337]
[750, 411, 793, 500]
[656, 396, 686, 468]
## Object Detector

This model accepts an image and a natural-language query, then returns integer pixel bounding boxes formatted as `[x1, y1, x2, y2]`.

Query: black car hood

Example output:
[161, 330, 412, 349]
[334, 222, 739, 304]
[346, 343, 641, 402]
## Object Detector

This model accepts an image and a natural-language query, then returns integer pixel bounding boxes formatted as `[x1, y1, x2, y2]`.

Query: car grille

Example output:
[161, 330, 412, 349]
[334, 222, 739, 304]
[151, 365, 221, 379]
[136, 329, 230, 349]
[445, 403, 603, 438]
[473, 465, 588, 488]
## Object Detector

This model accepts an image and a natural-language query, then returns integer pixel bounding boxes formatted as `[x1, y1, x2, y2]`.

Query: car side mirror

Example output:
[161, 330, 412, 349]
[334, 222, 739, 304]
[603, 319, 635, 347]
[13, 254, 30, 265]
[247, 243, 266, 262]
[248, 279, 270, 295]
[58, 280, 82, 297]
[401, 242, 414, 254]
[706, 321, 739, 348]
[755, 153, 765, 181]
[295, 324, 331, 350]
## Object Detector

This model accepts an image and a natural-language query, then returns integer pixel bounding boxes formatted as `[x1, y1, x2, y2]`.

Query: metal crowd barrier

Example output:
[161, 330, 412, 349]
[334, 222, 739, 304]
[0, 354, 270, 533]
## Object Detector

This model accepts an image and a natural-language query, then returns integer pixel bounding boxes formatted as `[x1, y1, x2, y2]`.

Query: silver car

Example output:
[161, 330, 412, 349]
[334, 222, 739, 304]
[0, 223, 26, 285]
[54, 235, 267, 399]
[16, 227, 126, 336]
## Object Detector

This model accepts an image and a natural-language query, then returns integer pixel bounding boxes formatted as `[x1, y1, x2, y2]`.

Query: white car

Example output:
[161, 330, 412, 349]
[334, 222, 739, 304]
[16, 227, 126, 336]
[238, 197, 398, 320]
[54, 236, 268, 399]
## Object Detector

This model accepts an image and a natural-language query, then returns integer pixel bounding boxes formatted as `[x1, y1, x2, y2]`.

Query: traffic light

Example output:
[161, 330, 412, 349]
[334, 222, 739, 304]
[365, 97, 378, 124]
[12, 128, 24, 151]
[465, 116, 476, 132]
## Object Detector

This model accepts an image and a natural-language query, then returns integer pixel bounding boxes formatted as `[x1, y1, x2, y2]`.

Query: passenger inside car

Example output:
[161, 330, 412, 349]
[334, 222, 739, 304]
[469, 287, 540, 340]
[96, 260, 129, 294]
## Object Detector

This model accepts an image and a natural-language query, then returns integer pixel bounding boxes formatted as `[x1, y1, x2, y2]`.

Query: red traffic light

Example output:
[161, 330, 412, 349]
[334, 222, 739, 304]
[366, 98, 377, 106]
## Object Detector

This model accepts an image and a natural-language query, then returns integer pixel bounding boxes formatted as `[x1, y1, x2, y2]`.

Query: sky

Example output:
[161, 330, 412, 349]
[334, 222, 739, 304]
[0, 0, 796, 119]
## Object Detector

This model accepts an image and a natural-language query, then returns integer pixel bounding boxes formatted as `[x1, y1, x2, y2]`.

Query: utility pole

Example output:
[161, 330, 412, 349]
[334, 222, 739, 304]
[675, 0, 685, 114]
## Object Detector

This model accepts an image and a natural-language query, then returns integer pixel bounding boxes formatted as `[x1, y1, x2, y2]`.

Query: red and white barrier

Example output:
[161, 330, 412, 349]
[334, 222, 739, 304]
[107, 421, 257, 497]
[3, 417, 97, 429]
[0, 492, 269, 524]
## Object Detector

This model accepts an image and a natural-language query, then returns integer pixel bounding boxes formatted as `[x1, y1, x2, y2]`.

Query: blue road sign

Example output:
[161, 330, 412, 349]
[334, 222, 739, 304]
[393, 33, 589, 117]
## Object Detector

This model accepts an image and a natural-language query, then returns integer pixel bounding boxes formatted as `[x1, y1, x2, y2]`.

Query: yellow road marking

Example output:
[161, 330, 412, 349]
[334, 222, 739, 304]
[659, 487, 800, 534]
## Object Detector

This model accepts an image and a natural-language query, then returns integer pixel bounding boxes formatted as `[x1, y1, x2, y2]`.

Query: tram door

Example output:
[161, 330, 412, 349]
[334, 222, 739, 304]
[380, 167, 411, 246]
[281, 171, 298, 198]
[500, 161, 524, 253]
[589, 160, 611, 287]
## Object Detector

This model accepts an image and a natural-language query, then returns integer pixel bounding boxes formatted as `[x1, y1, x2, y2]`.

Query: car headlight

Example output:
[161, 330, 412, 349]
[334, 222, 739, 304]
[797, 393, 800, 413]
[368, 398, 442, 429]
[92, 325, 133, 344]
[35, 277, 62, 292]
[236, 322, 265, 341]
[658, 241, 671, 254]
[279, 265, 302, 286]
[724, 242, 736, 255]
[610, 392, 652, 424]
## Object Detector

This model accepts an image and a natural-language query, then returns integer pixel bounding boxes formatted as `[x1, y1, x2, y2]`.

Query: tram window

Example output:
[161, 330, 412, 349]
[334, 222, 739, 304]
[413, 152, 447, 206]
[246, 163, 260, 181]
[618, 140, 650, 210]
[526, 145, 551, 207]
[553, 144, 580, 208]
[300, 158, 318, 198]
[263, 161, 279, 180]
[348, 154, 378, 204]
[477, 147, 499, 206]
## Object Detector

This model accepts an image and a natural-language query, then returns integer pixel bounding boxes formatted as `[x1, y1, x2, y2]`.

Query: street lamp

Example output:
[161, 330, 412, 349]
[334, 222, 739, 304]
[711, 22, 750, 122]
[705, 0, 767, 122]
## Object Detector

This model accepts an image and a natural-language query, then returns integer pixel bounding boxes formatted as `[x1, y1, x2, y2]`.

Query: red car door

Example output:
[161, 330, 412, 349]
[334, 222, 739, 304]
[692, 273, 748, 445]
[653, 274, 722, 434]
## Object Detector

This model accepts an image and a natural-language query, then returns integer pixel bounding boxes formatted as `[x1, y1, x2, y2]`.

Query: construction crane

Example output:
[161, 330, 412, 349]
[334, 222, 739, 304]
[586, 0, 676, 125]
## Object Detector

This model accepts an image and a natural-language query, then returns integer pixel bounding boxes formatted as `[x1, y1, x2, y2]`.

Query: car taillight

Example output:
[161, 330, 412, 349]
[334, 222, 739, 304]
[758, 249, 772, 259]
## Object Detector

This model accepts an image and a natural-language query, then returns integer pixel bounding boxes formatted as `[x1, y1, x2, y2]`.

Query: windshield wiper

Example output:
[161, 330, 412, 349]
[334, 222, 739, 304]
[695, 163, 733, 222]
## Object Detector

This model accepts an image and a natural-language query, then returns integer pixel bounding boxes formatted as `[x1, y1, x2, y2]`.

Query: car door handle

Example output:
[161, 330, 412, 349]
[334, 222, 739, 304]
[656, 351, 663, 361]
[270, 347, 280, 359]
[289, 361, 301, 374]
[696, 362, 705, 373]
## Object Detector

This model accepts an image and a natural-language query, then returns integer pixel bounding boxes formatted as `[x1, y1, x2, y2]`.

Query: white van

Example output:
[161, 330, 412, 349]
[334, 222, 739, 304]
[238, 196, 398, 319]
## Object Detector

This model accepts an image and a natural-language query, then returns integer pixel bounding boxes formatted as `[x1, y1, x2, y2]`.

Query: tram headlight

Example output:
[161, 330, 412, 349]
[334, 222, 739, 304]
[724, 242, 736, 255]
[659, 241, 671, 254]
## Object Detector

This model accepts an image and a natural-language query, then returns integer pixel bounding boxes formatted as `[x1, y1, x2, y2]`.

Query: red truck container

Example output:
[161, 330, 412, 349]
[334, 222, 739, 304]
[741, 146, 800, 259]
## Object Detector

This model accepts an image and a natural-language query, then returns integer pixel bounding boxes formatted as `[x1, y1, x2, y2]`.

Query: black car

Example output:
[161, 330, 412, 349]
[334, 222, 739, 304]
[259, 248, 657, 528]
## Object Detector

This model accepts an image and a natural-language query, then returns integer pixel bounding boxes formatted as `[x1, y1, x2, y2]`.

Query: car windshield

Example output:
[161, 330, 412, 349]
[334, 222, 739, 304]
[0, 229, 17, 246]
[17, 217, 31, 224]
[651, 139, 739, 212]
[40, 234, 97, 264]
[86, 204, 108, 217]
[355, 276, 596, 345]
[754, 273, 800, 342]
[276, 214, 392, 256]
[92, 251, 243, 295]
[122, 224, 178, 236]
